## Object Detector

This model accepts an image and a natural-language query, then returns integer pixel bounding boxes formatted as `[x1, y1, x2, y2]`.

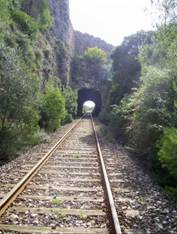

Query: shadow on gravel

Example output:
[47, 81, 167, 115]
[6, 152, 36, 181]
[79, 133, 96, 146]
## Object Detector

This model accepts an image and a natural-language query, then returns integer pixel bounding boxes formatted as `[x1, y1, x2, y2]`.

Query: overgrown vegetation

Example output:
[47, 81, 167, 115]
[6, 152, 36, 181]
[158, 128, 177, 181]
[84, 47, 107, 64]
[110, 31, 154, 104]
[0, 43, 39, 158]
[72, 47, 109, 85]
[64, 87, 77, 117]
[39, 81, 66, 132]
[12, 9, 39, 36]
[21, 0, 53, 30]
[1, 0, 177, 203]
[104, 0, 177, 200]
[0, 0, 77, 161]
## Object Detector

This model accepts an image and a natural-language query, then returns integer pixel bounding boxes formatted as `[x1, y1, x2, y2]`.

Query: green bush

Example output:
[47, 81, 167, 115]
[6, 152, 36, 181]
[84, 47, 107, 64]
[0, 43, 39, 159]
[0, 0, 11, 21]
[130, 67, 172, 152]
[109, 96, 133, 142]
[0, 127, 19, 160]
[165, 186, 177, 202]
[21, 0, 53, 30]
[62, 112, 72, 125]
[158, 128, 177, 180]
[0, 0, 21, 21]
[158, 128, 177, 200]
[39, 81, 66, 132]
[12, 9, 38, 36]
[63, 87, 77, 118]
[19, 105, 40, 145]
[39, 0, 53, 30]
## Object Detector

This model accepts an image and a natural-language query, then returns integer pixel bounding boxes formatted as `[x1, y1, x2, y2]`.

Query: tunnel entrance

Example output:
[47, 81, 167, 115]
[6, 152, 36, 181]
[77, 88, 102, 116]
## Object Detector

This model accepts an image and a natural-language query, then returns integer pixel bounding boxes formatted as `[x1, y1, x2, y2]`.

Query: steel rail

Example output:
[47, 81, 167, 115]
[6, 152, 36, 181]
[91, 114, 122, 234]
[0, 115, 85, 217]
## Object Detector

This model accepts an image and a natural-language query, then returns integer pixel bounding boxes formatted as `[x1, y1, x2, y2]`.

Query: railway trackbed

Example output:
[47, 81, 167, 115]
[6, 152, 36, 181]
[0, 115, 121, 234]
[0, 115, 177, 234]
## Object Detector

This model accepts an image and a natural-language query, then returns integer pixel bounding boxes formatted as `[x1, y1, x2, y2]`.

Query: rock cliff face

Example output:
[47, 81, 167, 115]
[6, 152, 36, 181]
[49, 0, 73, 46]
[74, 31, 114, 56]
[22, 0, 74, 86]
[48, 0, 74, 85]
[22, 0, 113, 96]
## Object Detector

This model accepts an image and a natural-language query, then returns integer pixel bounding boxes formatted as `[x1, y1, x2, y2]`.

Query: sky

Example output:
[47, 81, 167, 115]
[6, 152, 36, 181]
[69, 0, 155, 46]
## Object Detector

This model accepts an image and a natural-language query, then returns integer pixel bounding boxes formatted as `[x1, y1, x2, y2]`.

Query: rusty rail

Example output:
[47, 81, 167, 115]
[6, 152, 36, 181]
[91, 114, 122, 234]
[0, 113, 122, 234]
[0, 116, 85, 217]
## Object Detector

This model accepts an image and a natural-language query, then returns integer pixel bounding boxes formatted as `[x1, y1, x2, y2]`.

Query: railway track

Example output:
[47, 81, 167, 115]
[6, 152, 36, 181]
[0, 115, 122, 234]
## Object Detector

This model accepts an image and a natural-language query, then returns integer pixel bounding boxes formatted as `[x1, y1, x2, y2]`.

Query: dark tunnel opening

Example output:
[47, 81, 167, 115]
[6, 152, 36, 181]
[77, 88, 102, 116]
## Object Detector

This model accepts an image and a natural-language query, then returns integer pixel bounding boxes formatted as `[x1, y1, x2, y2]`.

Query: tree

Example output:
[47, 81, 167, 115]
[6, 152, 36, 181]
[110, 31, 154, 105]
[0, 43, 39, 158]
[84, 47, 107, 64]
[105, 0, 177, 201]
[39, 81, 66, 132]
[151, 0, 177, 25]
[72, 47, 109, 85]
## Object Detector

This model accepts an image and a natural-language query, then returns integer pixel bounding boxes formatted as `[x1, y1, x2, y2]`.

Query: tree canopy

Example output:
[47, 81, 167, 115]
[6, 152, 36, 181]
[104, 0, 177, 200]
[84, 47, 107, 64]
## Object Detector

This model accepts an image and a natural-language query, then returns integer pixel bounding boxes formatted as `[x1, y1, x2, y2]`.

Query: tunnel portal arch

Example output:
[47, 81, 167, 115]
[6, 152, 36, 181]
[77, 88, 102, 116]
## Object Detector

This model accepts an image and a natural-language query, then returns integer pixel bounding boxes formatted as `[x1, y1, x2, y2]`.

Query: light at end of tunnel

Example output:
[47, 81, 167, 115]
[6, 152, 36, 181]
[83, 100, 95, 113]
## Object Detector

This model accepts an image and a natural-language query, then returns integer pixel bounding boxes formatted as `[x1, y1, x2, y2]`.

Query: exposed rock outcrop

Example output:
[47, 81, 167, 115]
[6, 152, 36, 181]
[22, 0, 74, 86]
[48, 0, 74, 85]
[74, 31, 114, 56]
[22, 0, 113, 102]
[49, 0, 73, 46]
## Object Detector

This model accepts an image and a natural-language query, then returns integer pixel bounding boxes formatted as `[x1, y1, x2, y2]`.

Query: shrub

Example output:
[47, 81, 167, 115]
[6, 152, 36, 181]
[12, 9, 38, 36]
[158, 128, 177, 200]
[133, 68, 171, 150]
[32, 129, 50, 145]
[165, 186, 177, 202]
[84, 47, 107, 64]
[0, 43, 39, 159]
[39, 81, 66, 132]
[21, 0, 53, 30]
[19, 105, 40, 146]
[0, 128, 19, 160]
[158, 128, 177, 180]
[0, 1, 10, 22]
[39, 0, 53, 30]
[63, 87, 77, 118]
[0, 0, 20, 21]
[109, 96, 132, 142]
[62, 112, 72, 125]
